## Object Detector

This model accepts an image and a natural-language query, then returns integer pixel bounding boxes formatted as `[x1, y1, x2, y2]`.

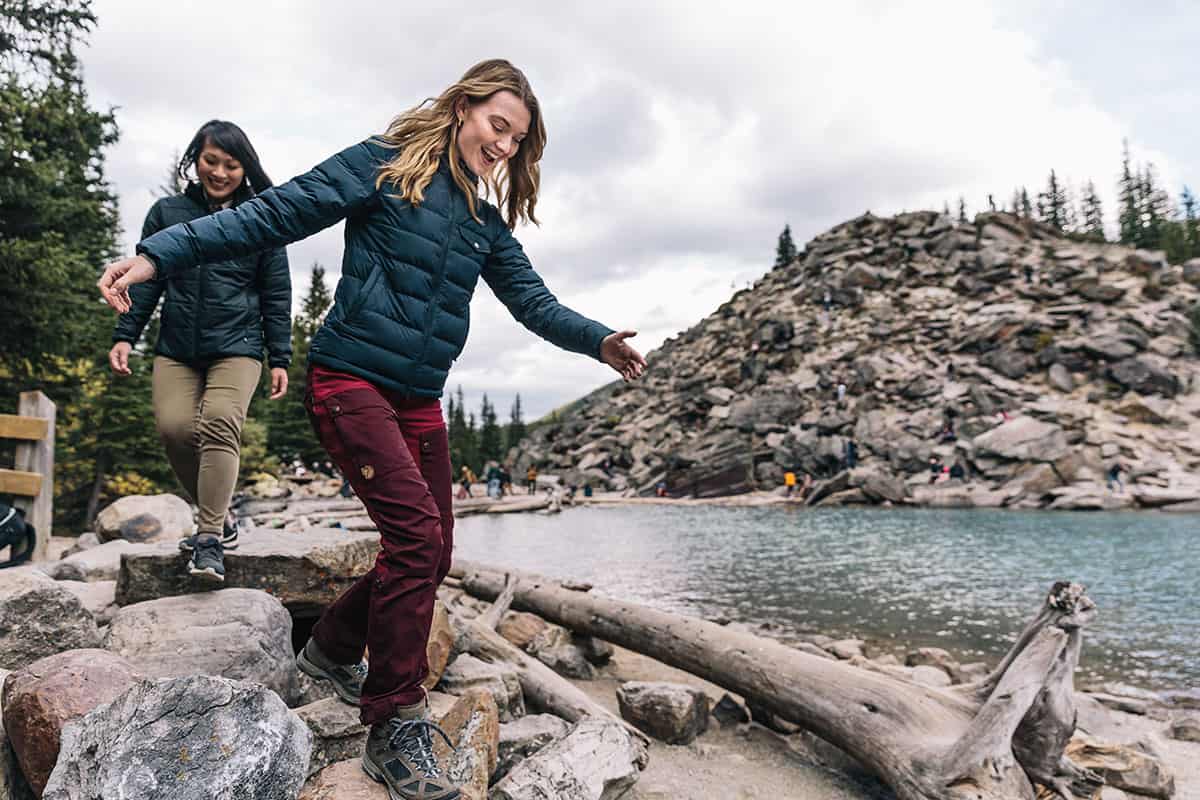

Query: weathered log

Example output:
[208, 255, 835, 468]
[451, 578, 649, 748]
[453, 560, 1107, 800]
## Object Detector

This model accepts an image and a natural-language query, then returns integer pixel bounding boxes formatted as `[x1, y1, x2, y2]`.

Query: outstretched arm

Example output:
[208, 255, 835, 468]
[99, 139, 389, 312]
[482, 225, 646, 380]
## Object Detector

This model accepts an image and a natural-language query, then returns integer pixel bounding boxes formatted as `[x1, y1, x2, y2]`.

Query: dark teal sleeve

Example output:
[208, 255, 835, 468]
[257, 246, 293, 369]
[113, 200, 168, 344]
[481, 221, 614, 361]
[137, 139, 389, 278]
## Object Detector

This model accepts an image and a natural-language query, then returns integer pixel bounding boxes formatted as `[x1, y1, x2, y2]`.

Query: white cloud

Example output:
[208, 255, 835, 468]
[83, 0, 1191, 419]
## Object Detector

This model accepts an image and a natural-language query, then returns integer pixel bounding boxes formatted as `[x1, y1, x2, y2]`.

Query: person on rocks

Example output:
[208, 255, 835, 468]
[458, 464, 476, 499]
[784, 469, 797, 498]
[485, 461, 503, 498]
[1107, 463, 1125, 494]
[108, 120, 291, 583]
[929, 455, 944, 484]
[843, 439, 858, 469]
[525, 465, 538, 494]
[97, 60, 647, 800]
[948, 460, 966, 481]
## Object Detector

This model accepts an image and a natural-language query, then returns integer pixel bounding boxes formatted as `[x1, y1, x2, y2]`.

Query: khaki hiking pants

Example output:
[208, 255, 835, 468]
[152, 356, 261, 535]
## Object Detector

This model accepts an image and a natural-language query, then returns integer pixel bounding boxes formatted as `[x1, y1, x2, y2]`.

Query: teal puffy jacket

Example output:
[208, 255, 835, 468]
[114, 182, 292, 368]
[138, 139, 614, 397]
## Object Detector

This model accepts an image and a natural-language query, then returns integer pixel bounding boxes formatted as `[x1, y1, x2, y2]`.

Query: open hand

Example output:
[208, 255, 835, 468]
[108, 342, 132, 376]
[600, 330, 647, 382]
[98, 255, 157, 313]
[269, 367, 289, 399]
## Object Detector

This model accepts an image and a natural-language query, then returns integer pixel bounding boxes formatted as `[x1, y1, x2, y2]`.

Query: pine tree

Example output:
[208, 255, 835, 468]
[1080, 181, 1106, 243]
[156, 150, 185, 198]
[1020, 188, 1033, 219]
[448, 385, 477, 472]
[1037, 170, 1068, 231]
[1010, 188, 1022, 217]
[478, 394, 502, 464]
[1138, 164, 1172, 251]
[957, 196, 967, 223]
[1182, 186, 1198, 259]
[987, 194, 996, 213]
[1118, 140, 1140, 246]
[506, 394, 526, 450]
[774, 225, 798, 268]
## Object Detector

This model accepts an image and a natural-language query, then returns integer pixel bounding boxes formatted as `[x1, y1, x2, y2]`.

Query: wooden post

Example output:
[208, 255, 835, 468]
[12, 391, 55, 562]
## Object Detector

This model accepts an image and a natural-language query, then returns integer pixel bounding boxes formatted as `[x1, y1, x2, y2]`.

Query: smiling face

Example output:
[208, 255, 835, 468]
[195, 140, 245, 203]
[453, 90, 531, 178]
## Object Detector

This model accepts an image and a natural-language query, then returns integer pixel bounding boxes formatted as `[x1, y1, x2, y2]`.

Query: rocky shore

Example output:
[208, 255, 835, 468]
[511, 211, 1200, 512]
[1, 492, 1195, 798]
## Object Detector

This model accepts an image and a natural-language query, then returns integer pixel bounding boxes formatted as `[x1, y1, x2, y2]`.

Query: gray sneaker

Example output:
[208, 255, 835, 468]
[362, 702, 460, 800]
[186, 535, 225, 583]
[297, 637, 367, 705]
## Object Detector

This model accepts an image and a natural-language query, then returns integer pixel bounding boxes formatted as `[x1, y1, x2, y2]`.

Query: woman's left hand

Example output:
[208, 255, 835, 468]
[600, 330, 647, 382]
[269, 367, 289, 399]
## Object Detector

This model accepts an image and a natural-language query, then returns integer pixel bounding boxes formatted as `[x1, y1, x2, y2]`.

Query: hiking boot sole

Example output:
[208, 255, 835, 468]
[361, 755, 460, 800]
[187, 563, 225, 582]
[297, 646, 361, 705]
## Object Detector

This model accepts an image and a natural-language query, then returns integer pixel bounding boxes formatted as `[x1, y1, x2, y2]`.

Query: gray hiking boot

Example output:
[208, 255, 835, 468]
[186, 535, 225, 582]
[297, 637, 367, 705]
[362, 701, 460, 800]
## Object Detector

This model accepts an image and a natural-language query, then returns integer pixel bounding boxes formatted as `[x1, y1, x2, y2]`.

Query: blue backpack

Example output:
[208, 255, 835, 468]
[0, 502, 36, 568]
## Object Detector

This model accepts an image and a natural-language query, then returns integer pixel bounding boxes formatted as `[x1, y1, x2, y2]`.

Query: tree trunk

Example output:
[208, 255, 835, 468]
[452, 561, 1105, 800]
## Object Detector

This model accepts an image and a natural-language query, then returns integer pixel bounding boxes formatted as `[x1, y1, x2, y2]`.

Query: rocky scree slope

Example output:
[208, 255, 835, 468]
[513, 211, 1200, 510]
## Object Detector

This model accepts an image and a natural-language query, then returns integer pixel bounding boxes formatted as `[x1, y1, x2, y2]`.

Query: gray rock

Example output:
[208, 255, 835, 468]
[46, 540, 153, 582]
[42, 676, 311, 800]
[910, 665, 953, 688]
[1108, 358, 1180, 397]
[536, 641, 596, 680]
[1182, 257, 1200, 287]
[495, 713, 571, 782]
[56, 580, 118, 626]
[1169, 713, 1200, 742]
[711, 693, 751, 726]
[103, 588, 296, 702]
[616, 681, 710, 745]
[60, 533, 101, 559]
[116, 527, 380, 615]
[437, 654, 525, 721]
[95, 494, 194, 544]
[573, 635, 614, 666]
[0, 571, 101, 671]
[490, 717, 645, 800]
[294, 698, 366, 778]
[0, 669, 35, 800]
[972, 416, 1069, 462]
[841, 262, 882, 289]
[1048, 363, 1075, 393]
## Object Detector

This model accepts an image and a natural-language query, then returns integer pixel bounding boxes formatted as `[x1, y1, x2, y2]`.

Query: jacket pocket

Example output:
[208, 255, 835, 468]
[339, 268, 382, 328]
[458, 225, 492, 258]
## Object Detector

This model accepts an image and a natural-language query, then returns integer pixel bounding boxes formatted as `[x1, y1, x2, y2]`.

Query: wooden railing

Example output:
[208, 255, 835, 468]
[0, 391, 56, 562]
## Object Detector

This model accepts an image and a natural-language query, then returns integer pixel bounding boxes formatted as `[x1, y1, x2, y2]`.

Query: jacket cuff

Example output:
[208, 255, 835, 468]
[134, 242, 169, 278]
[268, 356, 291, 369]
[112, 333, 136, 345]
[591, 324, 616, 361]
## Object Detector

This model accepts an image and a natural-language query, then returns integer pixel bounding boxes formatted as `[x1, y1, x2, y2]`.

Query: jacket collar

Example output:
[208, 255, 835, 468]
[439, 151, 480, 187]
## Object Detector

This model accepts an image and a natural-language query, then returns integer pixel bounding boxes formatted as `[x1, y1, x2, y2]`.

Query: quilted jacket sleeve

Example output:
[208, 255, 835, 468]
[113, 200, 168, 344]
[256, 246, 293, 369]
[137, 140, 388, 279]
[481, 221, 614, 361]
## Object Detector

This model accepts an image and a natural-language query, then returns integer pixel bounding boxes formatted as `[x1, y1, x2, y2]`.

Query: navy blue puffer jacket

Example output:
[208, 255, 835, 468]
[137, 139, 614, 397]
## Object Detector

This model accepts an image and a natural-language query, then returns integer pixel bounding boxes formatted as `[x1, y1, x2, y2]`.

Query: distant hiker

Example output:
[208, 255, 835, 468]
[526, 465, 538, 494]
[500, 464, 514, 496]
[1023, 263, 1034, 283]
[784, 470, 797, 498]
[486, 462, 503, 498]
[939, 420, 956, 443]
[655, 480, 668, 497]
[583, 484, 593, 498]
[929, 455, 943, 484]
[458, 465, 476, 499]
[822, 288, 832, 312]
[800, 472, 814, 499]
[108, 120, 290, 583]
[1107, 463, 1124, 494]
[844, 439, 858, 469]
[836, 381, 847, 406]
[948, 461, 966, 481]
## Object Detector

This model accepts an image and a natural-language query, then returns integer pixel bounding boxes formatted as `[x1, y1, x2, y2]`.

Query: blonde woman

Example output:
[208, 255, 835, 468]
[99, 60, 645, 799]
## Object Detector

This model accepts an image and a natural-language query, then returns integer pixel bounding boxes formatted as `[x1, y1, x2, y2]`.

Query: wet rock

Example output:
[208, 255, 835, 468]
[103, 588, 297, 702]
[1, 650, 140, 796]
[42, 676, 312, 800]
[115, 527, 380, 615]
[0, 571, 101, 671]
[95, 493, 193, 544]
[616, 681, 710, 745]
[295, 698, 365, 778]
[490, 717, 646, 800]
[495, 714, 571, 783]
[437, 654, 525, 722]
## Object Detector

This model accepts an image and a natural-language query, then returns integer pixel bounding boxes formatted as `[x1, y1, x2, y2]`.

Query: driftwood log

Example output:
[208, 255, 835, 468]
[452, 560, 1106, 800]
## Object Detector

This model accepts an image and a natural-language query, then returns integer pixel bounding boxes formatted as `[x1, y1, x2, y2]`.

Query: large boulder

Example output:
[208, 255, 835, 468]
[437, 655, 524, 722]
[0, 571, 101, 671]
[432, 688, 500, 800]
[103, 588, 297, 702]
[0, 669, 34, 800]
[490, 717, 646, 800]
[972, 416, 1069, 462]
[42, 676, 312, 800]
[1, 650, 140, 796]
[495, 714, 571, 783]
[295, 698, 365, 778]
[45, 540, 154, 582]
[95, 494, 194, 544]
[116, 527, 380, 615]
[616, 681, 710, 745]
[1107, 358, 1180, 398]
[54, 580, 118, 626]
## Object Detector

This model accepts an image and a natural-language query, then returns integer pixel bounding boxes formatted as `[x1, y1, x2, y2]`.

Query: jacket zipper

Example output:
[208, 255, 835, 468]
[418, 184, 457, 393]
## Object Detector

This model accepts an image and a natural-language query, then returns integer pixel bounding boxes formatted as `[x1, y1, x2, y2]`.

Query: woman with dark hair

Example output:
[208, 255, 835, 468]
[109, 120, 291, 581]
[99, 61, 644, 799]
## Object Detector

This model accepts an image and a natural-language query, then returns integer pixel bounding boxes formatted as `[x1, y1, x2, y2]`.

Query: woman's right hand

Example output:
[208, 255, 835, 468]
[98, 255, 157, 313]
[109, 342, 132, 376]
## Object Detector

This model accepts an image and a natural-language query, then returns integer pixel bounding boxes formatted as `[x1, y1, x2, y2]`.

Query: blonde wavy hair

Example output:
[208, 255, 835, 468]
[375, 59, 546, 228]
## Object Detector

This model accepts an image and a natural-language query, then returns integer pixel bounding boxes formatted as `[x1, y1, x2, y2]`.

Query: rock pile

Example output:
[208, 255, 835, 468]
[513, 212, 1200, 510]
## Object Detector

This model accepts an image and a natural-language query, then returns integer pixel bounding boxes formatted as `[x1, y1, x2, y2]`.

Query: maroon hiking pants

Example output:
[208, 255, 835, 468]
[303, 381, 453, 725]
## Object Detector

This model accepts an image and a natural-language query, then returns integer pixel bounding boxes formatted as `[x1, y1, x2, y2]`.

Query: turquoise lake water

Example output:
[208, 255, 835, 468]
[455, 505, 1198, 691]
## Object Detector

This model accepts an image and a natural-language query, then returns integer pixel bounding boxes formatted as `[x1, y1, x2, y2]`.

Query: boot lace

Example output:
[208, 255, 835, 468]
[387, 718, 455, 779]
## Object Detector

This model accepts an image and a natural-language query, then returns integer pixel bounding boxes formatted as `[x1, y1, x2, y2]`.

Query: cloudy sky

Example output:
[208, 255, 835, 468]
[81, 0, 1196, 420]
